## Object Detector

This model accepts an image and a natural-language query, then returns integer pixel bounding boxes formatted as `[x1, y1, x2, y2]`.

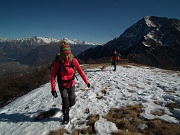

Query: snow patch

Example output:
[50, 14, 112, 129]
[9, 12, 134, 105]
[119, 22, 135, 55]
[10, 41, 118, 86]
[144, 16, 157, 27]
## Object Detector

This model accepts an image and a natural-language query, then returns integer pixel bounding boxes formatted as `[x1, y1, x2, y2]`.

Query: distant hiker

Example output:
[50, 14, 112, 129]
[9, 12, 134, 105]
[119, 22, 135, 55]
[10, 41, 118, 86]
[51, 40, 90, 124]
[111, 51, 120, 71]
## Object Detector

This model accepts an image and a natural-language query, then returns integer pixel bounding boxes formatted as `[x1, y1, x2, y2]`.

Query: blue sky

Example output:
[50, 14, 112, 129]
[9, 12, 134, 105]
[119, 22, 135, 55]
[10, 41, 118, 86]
[0, 0, 180, 43]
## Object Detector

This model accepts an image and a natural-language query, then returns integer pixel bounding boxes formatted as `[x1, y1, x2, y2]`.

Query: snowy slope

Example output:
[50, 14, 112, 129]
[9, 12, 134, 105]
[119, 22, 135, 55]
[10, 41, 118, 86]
[0, 65, 180, 135]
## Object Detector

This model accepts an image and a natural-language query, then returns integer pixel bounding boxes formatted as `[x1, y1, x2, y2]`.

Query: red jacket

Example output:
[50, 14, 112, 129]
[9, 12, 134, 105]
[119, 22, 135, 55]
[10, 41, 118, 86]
[51, 58, 89, 91]
[112, 54, 119, 61]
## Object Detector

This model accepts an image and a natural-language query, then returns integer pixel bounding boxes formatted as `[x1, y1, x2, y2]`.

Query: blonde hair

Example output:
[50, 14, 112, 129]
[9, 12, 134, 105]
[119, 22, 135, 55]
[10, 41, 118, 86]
[59, 53, 74, 63]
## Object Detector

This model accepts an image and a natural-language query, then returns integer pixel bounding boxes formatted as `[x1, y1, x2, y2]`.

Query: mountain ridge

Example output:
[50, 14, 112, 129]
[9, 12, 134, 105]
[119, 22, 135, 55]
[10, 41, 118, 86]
[0, 36, 103, 46]
[76, 16, 180, 70]
[0, 37, 101, 66]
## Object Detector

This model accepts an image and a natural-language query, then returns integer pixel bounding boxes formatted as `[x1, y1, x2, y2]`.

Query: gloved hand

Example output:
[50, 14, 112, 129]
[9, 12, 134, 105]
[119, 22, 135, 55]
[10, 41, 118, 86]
[87, 83, 90, 88]
[51, 91, 58, 98]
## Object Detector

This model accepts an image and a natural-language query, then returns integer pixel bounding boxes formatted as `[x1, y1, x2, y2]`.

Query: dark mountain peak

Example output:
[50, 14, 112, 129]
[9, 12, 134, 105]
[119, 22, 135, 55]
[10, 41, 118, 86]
[77, 16, 180, 70]
[118, 16, 179, 48]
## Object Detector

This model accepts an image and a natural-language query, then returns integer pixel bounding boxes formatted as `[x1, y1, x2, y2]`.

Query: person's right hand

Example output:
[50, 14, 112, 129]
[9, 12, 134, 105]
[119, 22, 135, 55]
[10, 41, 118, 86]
[87, 83, 90, 88]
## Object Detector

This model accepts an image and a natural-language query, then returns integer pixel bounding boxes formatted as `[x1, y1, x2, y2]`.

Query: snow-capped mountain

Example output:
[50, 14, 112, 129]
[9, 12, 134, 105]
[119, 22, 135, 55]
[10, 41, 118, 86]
[61, 38, 103, 45]
[0, 36, 59, 45]
[76, 16, 180, 70]
[0, 36, 100, 66]
[0, 36, 101, 46]
[104, 16, 180, 53]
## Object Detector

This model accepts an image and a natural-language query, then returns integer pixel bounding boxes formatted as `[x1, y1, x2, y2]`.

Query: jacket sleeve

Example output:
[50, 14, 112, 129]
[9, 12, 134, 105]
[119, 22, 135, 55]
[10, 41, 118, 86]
[73, 58, 89, 85]
[51, 60, 60, 91]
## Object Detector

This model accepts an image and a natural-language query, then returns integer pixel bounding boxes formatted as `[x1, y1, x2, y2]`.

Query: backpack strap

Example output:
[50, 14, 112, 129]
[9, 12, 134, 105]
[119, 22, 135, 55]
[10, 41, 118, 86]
[58, 59, 66, 72]
[70, 59, 78, 81]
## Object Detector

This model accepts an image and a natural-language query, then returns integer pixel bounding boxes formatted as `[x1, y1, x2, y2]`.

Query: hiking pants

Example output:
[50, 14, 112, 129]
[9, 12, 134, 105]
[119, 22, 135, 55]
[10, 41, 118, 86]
[59, 86, 76, 116]
[112, 61, 117, 71]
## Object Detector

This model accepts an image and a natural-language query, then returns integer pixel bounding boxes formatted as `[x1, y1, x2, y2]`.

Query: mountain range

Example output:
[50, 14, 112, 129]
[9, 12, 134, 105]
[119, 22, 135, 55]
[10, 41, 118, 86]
[0, 37, 100, 66]
[0, 36, 101, 46]
[0, 16, 180, 70]
[76, 16, 180, 70]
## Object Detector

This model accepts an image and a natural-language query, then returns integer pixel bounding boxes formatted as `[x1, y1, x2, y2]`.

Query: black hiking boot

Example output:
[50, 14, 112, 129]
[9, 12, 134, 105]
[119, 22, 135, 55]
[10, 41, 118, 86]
[63, 115, 69, 124]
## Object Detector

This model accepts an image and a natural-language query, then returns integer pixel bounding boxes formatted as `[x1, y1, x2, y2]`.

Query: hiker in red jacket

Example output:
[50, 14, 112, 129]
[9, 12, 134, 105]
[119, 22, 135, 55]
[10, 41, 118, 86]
[112, 51, 119, 71]
[51, 40, 90, 124]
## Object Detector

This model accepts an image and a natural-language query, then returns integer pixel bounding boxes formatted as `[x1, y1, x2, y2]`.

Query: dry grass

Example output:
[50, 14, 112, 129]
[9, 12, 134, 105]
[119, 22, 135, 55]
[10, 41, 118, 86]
[86, 114, 100, 126]
[47, 103, 180, 135]
[103, 104, 144, 132]
[112, 130, 143, 135]
[165, 102, 180, 110]
[48, 128, 67, 135]
[72, 114, 99, 134]
[103, 104, 180, 135]
[151, 109, 164, 116]
[48, 114, 99, 135]
[144, 119, 180, 135]
[72, 126, 96, 135]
